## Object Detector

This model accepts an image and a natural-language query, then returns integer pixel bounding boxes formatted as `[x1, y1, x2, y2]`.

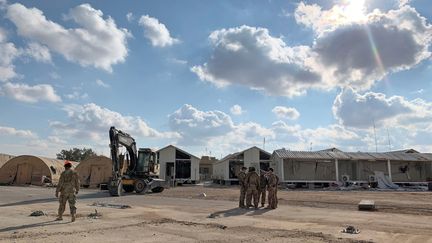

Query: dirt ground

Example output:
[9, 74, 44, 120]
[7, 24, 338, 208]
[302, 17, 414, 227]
[0, 185, 431, 243]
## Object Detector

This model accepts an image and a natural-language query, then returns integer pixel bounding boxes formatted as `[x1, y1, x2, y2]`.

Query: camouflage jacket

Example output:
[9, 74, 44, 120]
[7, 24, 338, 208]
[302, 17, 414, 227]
[267, 173, 279, 188]
[259, 174, 268, 189]
[246, 171, 260, 190]
[238, 171, 247, 187]
[56, 169, 80, 194]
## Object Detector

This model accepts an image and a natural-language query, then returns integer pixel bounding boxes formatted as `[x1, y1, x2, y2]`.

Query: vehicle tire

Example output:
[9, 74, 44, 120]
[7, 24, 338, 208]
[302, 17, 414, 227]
[109, 179, 122, 197]
[123, 185, 134, 193]
[151, 187, 164, 193]
[134, 179, 147, 193]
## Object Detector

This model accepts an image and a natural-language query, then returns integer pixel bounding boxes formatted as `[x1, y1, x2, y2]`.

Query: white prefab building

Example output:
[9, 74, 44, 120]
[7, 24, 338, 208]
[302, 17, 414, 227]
[213, 146, 273, 185]
[272, 148, 432, 185]
[157, 145, 200, 184]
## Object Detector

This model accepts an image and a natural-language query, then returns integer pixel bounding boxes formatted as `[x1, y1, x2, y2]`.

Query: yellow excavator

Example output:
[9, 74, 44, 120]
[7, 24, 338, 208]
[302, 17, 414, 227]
[108, 126, 165, 196]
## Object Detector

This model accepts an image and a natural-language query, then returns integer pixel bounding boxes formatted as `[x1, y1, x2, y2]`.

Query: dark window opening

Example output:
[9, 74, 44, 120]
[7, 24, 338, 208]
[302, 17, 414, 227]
[175, 160, 191, 178]
[176, 149, 191, 160]
[50, 166, 56, 174]
[259, 151, 270, 160]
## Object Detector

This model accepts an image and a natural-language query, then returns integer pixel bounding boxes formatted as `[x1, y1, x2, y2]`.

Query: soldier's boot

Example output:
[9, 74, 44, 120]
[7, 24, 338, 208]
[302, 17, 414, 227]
[71, 213, 76, 222]
[55, 215, 63, 221]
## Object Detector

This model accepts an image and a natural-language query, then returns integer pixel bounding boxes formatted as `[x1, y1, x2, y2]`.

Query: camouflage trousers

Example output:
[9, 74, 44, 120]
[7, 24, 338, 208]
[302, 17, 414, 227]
[246, 187, 259, 208]
[239, 186, 247, 207]
[58, 193, 76, 216]
[259, 188, 266, 206]
[267, 187, 277, 209]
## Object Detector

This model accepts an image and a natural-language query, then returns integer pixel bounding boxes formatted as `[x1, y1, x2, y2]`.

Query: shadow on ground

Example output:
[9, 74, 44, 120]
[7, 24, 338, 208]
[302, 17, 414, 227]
[210, 207, 272, 218]
[0, 191, 110, 207]
[0, 220, 70, 233]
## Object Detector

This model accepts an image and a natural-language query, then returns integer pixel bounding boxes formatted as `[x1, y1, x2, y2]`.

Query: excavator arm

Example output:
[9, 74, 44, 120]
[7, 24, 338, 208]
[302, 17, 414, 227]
[108, 126, 138, 196]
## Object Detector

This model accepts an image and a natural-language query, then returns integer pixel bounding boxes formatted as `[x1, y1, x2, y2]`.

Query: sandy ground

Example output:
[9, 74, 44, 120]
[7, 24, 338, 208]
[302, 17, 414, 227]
[0, 185, 431, 243]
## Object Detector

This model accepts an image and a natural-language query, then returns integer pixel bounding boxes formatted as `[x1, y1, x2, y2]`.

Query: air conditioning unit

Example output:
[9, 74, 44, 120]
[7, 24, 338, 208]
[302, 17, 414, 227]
[368, 175, 377, 182]
[341, 175, 350, 182]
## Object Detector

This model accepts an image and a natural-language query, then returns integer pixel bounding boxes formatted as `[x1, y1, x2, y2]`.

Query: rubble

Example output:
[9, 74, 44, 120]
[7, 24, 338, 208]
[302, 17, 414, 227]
[29, 211, 45, 217]
[88, 209, 102, 219]
[90, 202, 131, 209]
[342, 226, 360, 234]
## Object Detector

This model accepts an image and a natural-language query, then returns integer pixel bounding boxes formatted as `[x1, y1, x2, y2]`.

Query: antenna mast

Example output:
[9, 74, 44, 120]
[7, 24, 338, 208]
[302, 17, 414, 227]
[387, 128, 391, 151]
[373, 119, 378, 152]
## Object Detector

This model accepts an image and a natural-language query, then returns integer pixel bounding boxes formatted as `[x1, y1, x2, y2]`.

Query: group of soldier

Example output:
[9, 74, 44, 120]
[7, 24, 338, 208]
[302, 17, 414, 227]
[238, 166, 279, 209]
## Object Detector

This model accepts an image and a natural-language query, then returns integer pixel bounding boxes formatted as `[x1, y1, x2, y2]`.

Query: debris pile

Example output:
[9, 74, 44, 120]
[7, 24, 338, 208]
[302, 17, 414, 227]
[342, 226, 360, 234]
[29, 210, 45, 217]
[88, 209, 102, 219]
[90, 202, 131, 209]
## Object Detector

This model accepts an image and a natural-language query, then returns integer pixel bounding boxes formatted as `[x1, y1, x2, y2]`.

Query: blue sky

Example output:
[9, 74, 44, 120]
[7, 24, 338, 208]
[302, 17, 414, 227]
[0, 0, 431, 158]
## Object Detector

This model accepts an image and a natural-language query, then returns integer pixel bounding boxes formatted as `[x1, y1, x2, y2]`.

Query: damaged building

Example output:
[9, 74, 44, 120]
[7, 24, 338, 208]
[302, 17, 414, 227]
[213, 146, 273, 185]
[157, 145, 200, 184]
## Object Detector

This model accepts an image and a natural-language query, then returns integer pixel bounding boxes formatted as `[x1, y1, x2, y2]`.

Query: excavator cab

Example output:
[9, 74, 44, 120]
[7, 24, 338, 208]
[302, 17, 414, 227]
[136, 148, 156, 175]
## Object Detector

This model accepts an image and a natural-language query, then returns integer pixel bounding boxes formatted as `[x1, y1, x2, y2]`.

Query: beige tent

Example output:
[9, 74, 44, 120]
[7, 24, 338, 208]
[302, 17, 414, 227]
[75, 156, 112, 188]
[0, 153, 14, 168]
[0, 155, 71, 186]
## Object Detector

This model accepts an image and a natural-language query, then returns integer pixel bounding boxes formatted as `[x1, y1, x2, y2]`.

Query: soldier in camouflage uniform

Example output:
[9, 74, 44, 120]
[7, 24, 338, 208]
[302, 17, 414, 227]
[55, 161, 80, 222]
[238, 167, 247, 208]
[266, 168, 279, 209]
[259, 170, 268, 207]
[245, 167, 260, 209]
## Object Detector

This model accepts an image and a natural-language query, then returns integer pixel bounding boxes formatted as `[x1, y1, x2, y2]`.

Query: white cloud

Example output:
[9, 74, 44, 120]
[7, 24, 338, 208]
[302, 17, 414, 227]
[398, 0, 411, 7]
[230, 104, 244, 115]
[194, 4, 431, 97]
[0, 27, 7, 43]
[126, 12, 134, 22]
[272, 106, 300, 120]
[295, 1, 368, 35]
[333, 88, 432, 129]
[167, 58, 187, 65]
[65, 91, 88, 100]
[191, 25, 321, 97]
[95, 79, 110, 88]
[168, 104, 234, 145]
[138, 15, 179, 47]
[6, 3, 130, 72]
[24, 42, 51, 63]
[0, 125, 36, 138]
[0, 82, 61, 103]
[50, 103, 178, 142]
[301, 3, 432, 91]
[0, 28, 20, 82]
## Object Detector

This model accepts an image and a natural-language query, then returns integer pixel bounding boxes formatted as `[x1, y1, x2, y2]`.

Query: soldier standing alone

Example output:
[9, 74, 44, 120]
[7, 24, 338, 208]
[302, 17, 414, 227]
[238, 167, 247, 208]
[245, 167, 260, 209]
[266, 168, 279, 209]
[55, 161, 80, 222]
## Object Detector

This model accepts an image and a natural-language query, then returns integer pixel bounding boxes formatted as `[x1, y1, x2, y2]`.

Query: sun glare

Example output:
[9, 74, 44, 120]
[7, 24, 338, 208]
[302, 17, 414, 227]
[342, 0, 366, 22]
